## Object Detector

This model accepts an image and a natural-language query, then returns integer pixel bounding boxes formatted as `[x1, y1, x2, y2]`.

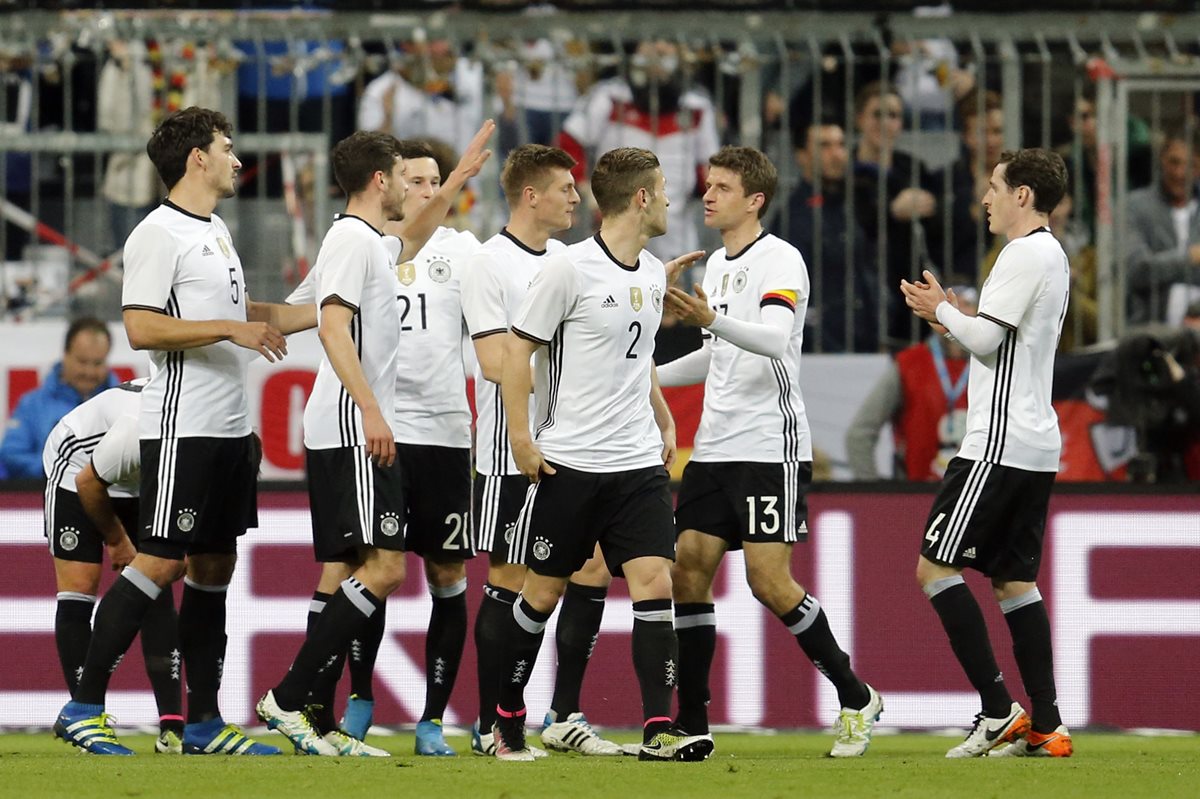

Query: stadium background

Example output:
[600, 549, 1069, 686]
[1, 1, 1198, 733]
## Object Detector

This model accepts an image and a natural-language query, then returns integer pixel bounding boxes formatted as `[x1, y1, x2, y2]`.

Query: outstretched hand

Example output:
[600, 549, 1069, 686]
[665, 250, 706, 286]
[664, 284, 716, 327]
[451, 119, 496, 182]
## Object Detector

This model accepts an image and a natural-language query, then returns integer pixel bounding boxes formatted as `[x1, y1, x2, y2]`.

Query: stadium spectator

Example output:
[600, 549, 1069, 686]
[1124, 129, 1200, 325]
[557, 39, 720, 265]
[846, 283, 978, 481]
[660, 146, 883, 759]
[774, 120, 879, 352]
[0, 317, 117, 480]
[947, 90, 1003, 276]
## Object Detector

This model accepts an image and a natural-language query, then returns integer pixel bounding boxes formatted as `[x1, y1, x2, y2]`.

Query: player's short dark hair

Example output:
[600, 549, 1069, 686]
[998, 148, 1068, 214]
[331, 131, 403, 197]
[1160, 128, 1200, 156]
[708, 146, 777, 218]
[854, 81, 902, 117]
[956, 90, 1003, 130]
[590, 147, 661, 217]
[64, 316, 111, 353]
[146, 107, 233, 191]
[395, 139, 437, 164]
[499, 144, 577, 208]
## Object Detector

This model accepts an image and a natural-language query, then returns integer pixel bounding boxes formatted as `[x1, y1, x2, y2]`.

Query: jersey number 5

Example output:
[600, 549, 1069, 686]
[228, 266, 241, 304]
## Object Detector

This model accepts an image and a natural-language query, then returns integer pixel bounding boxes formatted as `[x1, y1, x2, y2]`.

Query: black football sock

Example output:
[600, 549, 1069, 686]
[781, 594, 871, 710]
[674, 602, 716, 734]
[307, 651, 346, 734]
[274, 578, 382, 711]
[1001, 588, 1062, 733]
[496, 595, 549, 716]
[55, 592, 96, 696]
[307, 591, 332, 635]
[421, 577, 468, 722]
[549, 582, 607, 720]
[925, 576, 1013, 718]
[179, 579, 228, 725]
[349, 599, 385, 701]
[632, 599, 677, 742]
[139, 584, 183, 727]
[475, 584, 517, 732]
[74, 567, 161, 706]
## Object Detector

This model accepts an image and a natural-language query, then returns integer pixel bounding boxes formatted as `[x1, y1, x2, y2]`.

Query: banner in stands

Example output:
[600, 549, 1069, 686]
[1, 490, 1196, 730]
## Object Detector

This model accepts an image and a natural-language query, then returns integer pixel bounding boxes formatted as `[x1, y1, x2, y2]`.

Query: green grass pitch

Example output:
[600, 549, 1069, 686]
[3, 730, 1196, 799]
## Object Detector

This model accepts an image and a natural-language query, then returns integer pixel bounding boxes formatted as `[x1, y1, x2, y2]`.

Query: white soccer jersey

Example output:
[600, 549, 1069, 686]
[301, 215, 402, 451]
[121, 202, 251, 439]
[562, 79, 720, 258]
[692, 233, 813, 463]
[42, 381, 145, 497]
[512, 234, 666, 472]
[958, 228, 1070, 472]
[461, 230, 567, 475]
[391, 226, 479, 448]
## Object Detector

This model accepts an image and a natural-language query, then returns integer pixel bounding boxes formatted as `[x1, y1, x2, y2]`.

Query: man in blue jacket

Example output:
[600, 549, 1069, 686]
[0, 317, 117, 479]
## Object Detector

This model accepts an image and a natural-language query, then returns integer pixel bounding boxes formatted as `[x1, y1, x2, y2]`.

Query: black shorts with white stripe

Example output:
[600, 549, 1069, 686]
[137, 435, 257, 560]
[921, 456, 1055, 582]
[471, 472, 529, 564]
[44, 486, 139, 564]
[306, 445, 407, 563]
[510, 462, 675, 579]
[674, 460, 812, 550]
[397, 443, 474, 563]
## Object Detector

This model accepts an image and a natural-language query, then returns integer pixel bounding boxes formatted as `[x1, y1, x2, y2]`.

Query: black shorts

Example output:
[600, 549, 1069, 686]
[674, 460, 812, 550]
[921, 457, 1056, 582]
[397, 444, 473, 562]
[472, 472, 531, 564]
[44, 485, 139, 564]
[306, 445, 407, 563]
[138, 436, 258, 560]
[511, 462, 675, 579]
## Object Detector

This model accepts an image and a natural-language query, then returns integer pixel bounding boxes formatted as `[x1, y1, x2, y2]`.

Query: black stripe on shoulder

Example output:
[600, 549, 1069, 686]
[471, 328, 508, 341]
[512, 327, 550, 345]
[320, 294, 360, 313]
[978, 311, 1017, 331]
[122, 304, 167, 314]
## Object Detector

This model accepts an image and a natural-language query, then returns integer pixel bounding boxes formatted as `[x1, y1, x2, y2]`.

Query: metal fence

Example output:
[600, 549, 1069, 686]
[3, 8, 1200, 351]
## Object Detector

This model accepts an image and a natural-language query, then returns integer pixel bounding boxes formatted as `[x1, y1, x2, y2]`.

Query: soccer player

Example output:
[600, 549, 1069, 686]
[462, 144, 626, 758]
[489, 147, 707, 762]
[255, 130, 414, 757]
[43, 378, 183, 754]
[55, 107, 312, 756]
[659, 146, 883, 758]
[900, 148, 1072, 758]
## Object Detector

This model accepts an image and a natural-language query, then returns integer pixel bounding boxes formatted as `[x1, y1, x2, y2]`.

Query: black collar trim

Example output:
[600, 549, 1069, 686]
[336, 213, 384, 237]
[162, 199, 210, 222]
[725, 229, 769, 261]
[594, 233, 639, 272]
[501, 227, 546, 256]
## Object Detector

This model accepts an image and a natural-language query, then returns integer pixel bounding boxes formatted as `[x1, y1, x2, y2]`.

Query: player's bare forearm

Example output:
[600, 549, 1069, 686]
[124, 308, 234, 351]
[500, 332, 538, 446]
[649, 364, 675, 435]
[248, 300, 317, 335]
[318, 305, 384, 418]
[75, 465, 126, 547]
[473, 333, 506, 384]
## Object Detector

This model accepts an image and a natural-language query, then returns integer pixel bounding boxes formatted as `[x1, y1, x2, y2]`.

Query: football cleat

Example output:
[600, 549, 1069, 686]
[945, 703, 1031, 758]
[53, 704, 133, 755]
[471, 720, 496, 756]
[323, 729, 391, 757]
[414, 719, 456, 756]
[991, 725, 1073, 758]
[830, 684, 884, 757]
[183, 718, 281, 755]
[541, 712, 623, 756]
[340, 694, 375, 741]
[638, 728, 714, 762]
[256, 690, 339, 756]
[155, 729, 183, 755]
[492, 717, 535, 762]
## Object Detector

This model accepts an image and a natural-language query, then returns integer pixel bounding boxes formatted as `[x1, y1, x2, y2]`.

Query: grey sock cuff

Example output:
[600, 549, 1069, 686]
[922, 574, 965, 599]
[675, 612, 716, 630]
[429, 578, 468, 599]
[56, 591, 97, 604]
[183, 577, 229, 593]
[340, 578, 378, 618]
[633, 607, 674, 624]
[122, 566, 162, 600]
[309, 598, 327, 615]
[785, 594, 822, 635]
[513, 598, 548, 635]
[1000, 587, 1043, 614]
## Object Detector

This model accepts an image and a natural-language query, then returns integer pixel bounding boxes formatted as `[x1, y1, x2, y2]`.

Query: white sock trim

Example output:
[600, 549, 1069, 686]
[922, 574, 965, 599]
[183, 577, 229, 593]
[1000, 587, 1043, 614]
[675, 612, 717, 630]
[429, 578, 468, 599]
[122, 566, 162, 600]
[513, 597, 548, 635]
[340, 578, 378, 618]
[56, 591, 97, 604]
[785, 594, 822, 635]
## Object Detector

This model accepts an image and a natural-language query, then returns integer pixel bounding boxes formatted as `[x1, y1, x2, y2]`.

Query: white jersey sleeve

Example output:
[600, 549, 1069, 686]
[977, 243, 1044, 330]
[285, 268, 317, 305]
[317, 235, 374, 310]
[121, 223, 177, 311]
[462, 253, 511, 338]
[91, 414, 142, 492]
[512, 255, 578, 343]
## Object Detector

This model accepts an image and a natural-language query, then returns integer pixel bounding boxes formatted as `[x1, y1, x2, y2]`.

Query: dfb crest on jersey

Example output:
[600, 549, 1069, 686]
[532, 536, 553, 561]
[380, 512, 401, 537]
[216, 237, 232, 258]
[58, 527, 79, 551]
[176, 508, 196, 532]
[397, 262, 417, 286]
[732, 269, 748, 293]
[651, 286, 663, 313]
[630, 287, 643, 311]
[428, 258, 452, 283]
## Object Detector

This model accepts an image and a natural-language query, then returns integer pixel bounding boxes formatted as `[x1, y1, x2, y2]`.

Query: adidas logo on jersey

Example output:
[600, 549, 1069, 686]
[600, 295, 618, 308]
[962, 547, 977, 559]
[201, 245, 215, 256]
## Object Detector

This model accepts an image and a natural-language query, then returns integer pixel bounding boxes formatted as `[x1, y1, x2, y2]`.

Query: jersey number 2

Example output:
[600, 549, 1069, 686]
[626, 321, 641, 359]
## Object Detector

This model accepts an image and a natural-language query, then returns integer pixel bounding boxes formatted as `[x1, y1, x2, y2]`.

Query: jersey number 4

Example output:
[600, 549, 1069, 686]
[924, 512, 947, 544]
